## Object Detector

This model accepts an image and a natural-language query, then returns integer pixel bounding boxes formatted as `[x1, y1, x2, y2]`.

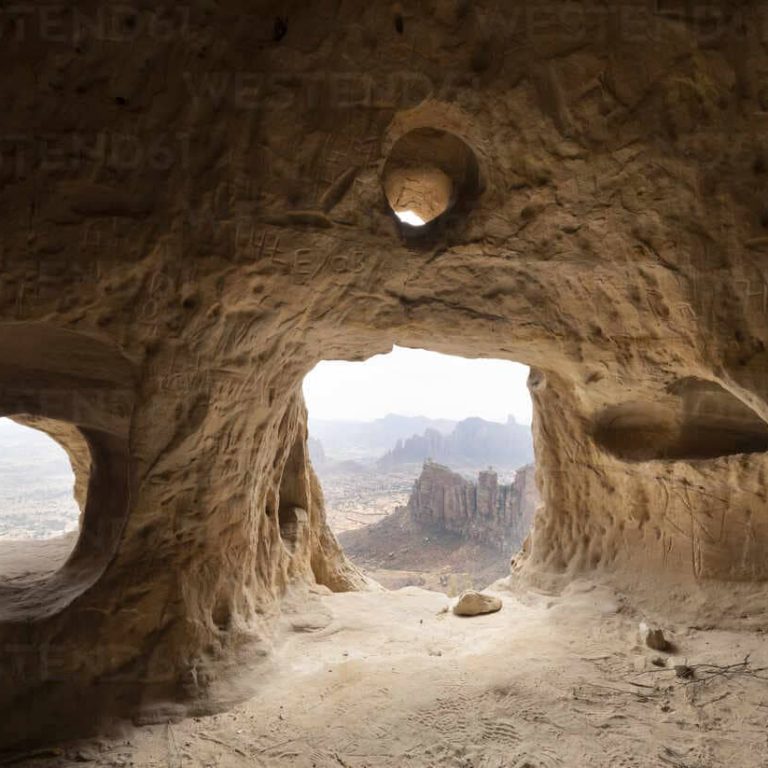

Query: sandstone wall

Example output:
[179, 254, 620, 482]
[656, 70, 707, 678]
[1, 0, 768, 745]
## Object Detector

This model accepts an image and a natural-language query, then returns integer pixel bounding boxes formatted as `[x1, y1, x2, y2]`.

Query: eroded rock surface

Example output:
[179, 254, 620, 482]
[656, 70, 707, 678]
[1, 0, 768, 747]
[408, 461, 538, 553]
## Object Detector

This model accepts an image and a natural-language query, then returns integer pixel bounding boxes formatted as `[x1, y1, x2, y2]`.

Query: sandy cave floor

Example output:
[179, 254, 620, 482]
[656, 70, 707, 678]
[11, 580, 768, 768]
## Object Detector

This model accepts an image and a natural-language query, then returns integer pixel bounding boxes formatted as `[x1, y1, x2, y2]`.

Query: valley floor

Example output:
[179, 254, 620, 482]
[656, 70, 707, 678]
[10, 579, 768, 767]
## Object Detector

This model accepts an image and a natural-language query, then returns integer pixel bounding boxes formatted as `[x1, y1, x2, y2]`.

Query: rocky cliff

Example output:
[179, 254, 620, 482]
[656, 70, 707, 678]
[407, 461, 538, 555]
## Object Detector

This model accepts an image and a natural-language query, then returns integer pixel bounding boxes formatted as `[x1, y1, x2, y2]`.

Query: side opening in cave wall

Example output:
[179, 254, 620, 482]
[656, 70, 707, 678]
[0, 416, 89, 581]
[303, 346, 539, 594]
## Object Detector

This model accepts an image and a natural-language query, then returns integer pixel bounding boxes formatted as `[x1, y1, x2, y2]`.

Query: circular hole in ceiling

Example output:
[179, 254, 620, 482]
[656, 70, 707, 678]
[382, 128, 480, 231]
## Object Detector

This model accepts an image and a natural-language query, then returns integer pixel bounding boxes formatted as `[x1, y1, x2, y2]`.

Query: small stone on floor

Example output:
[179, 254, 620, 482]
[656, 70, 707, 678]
[453, 590, 502, 616]
[639, 621, 670, 652]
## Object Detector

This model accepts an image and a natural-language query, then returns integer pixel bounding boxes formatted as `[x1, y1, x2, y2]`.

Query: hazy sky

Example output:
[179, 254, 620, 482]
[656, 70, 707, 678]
[303, 347, 532, 424]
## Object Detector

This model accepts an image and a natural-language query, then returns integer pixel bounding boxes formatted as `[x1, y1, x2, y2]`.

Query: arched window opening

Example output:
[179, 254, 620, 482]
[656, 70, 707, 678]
[304, 346, 538, 595]
[0, 417, 88, 581]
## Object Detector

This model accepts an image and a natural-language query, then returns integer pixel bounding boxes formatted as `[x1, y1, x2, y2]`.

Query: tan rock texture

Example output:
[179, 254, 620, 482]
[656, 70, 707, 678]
[1, 0, 768, 747]
[453, 590, 502, 616]
[407, 461, 538, 553]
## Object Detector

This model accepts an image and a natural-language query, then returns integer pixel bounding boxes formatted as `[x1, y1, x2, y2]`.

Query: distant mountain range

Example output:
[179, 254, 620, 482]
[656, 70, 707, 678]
[308, 414, 456, 462]
[309, 414, 533, 471]
[377, 416, 533, 470]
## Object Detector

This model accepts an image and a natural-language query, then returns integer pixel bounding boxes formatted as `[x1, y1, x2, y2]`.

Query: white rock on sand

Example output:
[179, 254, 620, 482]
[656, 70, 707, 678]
[453, 590, 503, 616]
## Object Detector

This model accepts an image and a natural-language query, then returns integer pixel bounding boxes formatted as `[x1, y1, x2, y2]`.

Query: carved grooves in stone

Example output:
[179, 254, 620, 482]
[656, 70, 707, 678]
[277, 433, 309, 554]
[594, 378, 768, 461]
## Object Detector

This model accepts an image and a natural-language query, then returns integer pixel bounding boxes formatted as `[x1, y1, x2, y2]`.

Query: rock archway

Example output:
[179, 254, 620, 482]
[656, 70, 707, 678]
[2, 0, 768, 748]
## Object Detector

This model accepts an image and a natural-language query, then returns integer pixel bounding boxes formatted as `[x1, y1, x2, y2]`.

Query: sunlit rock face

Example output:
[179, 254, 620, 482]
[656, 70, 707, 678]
[406, 461, 538, 554]
[1, 0, 768, 746]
